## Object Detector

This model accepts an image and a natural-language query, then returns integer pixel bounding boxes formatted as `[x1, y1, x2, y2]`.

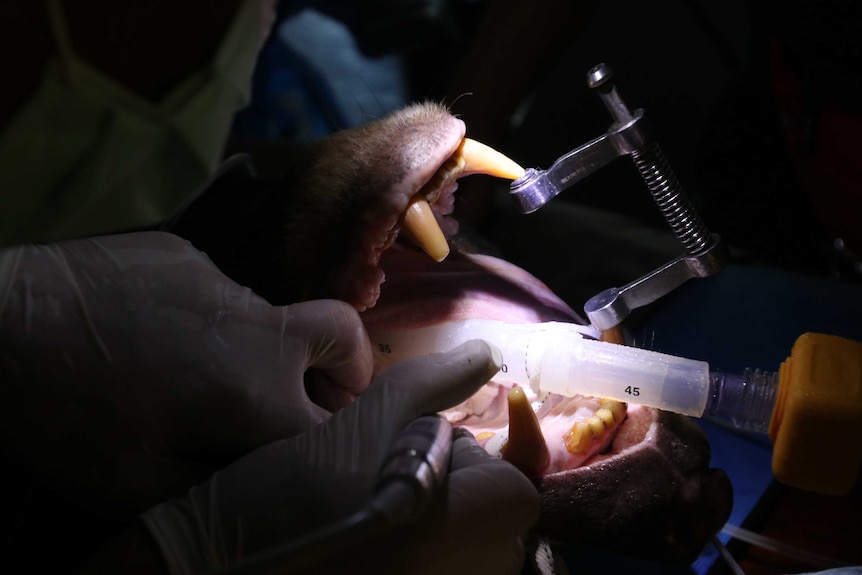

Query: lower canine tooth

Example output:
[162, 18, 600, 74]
[402, 196, 450, 262]
[501, 386, 549, 477]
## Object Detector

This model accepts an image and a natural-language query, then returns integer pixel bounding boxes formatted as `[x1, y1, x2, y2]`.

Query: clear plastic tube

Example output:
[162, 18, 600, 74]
[705, 369, 779, 433]
[368, 319, 712, 417]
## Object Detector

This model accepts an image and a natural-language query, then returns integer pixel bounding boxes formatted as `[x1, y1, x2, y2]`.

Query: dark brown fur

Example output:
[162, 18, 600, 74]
[172, 103, 461, 307]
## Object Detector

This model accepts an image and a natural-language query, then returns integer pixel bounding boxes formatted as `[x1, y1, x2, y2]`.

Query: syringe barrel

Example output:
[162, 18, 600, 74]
[368, 319, 711, 417]
[536, 335, 711, 416]
[368, 319, 598, 386]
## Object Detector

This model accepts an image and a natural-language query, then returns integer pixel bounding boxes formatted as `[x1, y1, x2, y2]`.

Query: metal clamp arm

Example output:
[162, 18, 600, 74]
[509, 133, 617, 214]
[509, 109, 651, 214]
[584, 235, 728, 330]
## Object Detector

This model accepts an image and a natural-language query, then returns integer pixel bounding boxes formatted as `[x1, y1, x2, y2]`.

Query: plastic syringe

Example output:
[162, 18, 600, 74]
[370, 319, 772, 429]
[369, 319, 862, 495]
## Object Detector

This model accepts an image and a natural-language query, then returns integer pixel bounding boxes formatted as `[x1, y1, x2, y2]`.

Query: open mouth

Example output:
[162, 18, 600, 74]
[362, 243, 732, 563]
[363, 241, 637, 481]
[366, 309, 636, 483]
[465, 383, 629, 478]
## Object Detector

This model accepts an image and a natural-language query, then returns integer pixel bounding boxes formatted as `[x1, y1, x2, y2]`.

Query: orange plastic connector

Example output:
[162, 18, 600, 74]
[769, 333, 862, 495]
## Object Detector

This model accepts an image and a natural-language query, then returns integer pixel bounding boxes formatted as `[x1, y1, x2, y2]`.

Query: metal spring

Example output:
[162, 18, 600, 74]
[631, 142, 711, 254]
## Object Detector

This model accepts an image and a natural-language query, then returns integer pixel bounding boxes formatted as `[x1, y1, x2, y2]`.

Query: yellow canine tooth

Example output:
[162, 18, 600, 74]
[501, 386, 550, 477]
[564, 422, 592, 455]
[459, 138, 526, 181]
[402, 196, 450, 262]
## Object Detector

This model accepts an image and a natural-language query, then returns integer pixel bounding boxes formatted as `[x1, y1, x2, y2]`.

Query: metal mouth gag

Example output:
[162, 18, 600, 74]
[510, 63, 728, 329]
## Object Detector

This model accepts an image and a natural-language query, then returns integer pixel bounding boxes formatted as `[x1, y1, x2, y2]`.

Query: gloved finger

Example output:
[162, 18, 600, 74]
[330, 339, 502, 449]
[445, 428, 540, 539]
[221, 296, 373, 425]
[283, 300, 374, 412]
[351, 430, 537, 575]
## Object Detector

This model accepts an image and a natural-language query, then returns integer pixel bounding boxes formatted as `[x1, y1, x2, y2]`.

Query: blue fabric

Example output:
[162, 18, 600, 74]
[232, 8, 407, 143]
[632, 264, 862, 372]
[690, 419, 774, 574]
[231, 24, 346, 141]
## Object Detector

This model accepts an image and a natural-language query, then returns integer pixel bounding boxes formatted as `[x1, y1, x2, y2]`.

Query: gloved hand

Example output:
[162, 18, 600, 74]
[143, 340, 539, 575]
[0, 231, 372, 516]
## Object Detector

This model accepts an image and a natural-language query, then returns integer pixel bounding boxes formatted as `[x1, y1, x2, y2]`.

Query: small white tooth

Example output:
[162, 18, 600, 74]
[402, 196, 450, 262]
[460, 138, 526, 180]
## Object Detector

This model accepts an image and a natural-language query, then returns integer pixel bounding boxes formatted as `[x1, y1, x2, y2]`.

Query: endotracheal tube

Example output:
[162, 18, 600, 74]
[371, 321, 862, 495]
[368, 319, 776, 432]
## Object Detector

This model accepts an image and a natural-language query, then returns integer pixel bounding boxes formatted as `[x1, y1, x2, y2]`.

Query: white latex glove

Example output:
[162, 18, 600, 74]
[143, 340, 539, 575]
[0, 231, 372, 516]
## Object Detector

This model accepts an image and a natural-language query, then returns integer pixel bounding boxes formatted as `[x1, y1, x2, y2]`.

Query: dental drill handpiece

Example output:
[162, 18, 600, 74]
[371, 414, 454, 525]
[217, 415, 453, 575]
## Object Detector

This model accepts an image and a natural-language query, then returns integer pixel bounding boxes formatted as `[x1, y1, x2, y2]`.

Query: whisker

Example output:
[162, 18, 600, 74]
[442, 92, 473, 118]
[359, 75, 387, 123]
